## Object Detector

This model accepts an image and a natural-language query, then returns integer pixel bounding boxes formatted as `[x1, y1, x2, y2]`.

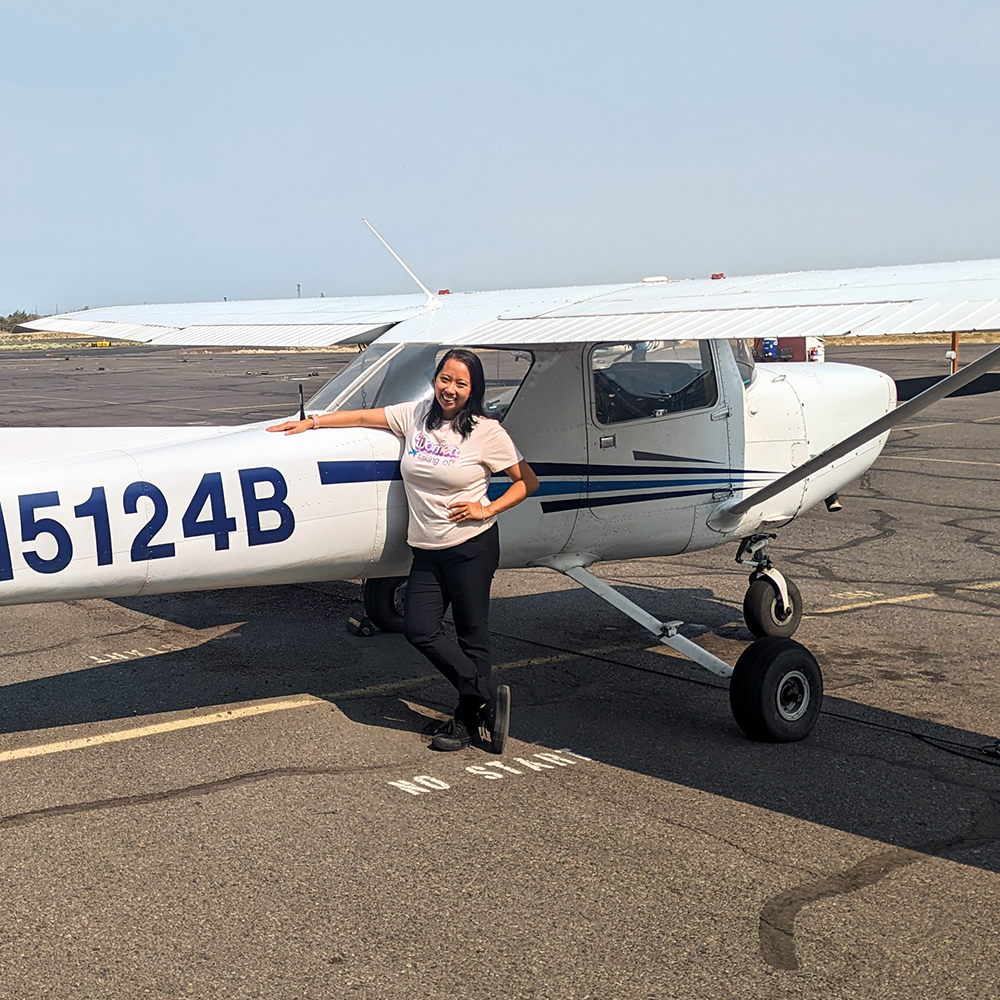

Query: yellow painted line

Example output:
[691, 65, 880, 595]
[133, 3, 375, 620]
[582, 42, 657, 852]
[318, 651, 577, 701]
[959, 580, 1000, 591]
[896, 421, 958, 431]
[886, 455, 1000, 468]
[0, 695, 322, 764]
[809, 592, 936, 615]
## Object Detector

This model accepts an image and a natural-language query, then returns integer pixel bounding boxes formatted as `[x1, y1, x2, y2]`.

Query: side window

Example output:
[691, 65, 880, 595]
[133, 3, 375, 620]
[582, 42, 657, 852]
[591, 340, 718, 425]
[444, 348, 534, 422]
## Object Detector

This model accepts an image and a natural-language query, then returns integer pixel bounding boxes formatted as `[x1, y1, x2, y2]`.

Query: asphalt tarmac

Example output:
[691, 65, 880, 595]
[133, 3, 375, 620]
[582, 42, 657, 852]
[0, 342, 997, 999]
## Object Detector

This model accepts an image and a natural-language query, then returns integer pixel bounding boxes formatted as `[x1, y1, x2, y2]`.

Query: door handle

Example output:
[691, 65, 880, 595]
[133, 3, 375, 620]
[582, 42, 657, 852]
[599, 434, 617, 449]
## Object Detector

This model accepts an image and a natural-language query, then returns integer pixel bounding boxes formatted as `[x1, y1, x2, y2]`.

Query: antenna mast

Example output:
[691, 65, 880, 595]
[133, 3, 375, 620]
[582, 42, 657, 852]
[361, 218, 440, 309]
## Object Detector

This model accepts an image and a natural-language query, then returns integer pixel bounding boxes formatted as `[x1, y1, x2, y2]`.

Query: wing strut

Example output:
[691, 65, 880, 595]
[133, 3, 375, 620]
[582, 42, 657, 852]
[711, 342, 1000, 530]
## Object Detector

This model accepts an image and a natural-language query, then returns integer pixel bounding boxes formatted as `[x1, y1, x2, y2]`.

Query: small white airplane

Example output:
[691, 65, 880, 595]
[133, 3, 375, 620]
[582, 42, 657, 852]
[14, 246, 1000, 743]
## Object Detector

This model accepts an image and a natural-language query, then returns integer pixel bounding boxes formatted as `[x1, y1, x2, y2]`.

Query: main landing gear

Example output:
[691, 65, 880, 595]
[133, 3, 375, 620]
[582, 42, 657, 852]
[736, 534, 802, 639]
[535, 554, 823, 743]
[361, 576, 408, 633]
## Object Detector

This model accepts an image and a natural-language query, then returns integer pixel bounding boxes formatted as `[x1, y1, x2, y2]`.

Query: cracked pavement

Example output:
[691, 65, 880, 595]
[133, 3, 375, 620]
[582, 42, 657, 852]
[0, 343, 997, 999]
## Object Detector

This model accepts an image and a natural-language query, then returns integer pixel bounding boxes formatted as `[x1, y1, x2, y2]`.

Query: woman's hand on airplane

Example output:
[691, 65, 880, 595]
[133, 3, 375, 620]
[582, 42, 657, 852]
[266, 419, 311, 435]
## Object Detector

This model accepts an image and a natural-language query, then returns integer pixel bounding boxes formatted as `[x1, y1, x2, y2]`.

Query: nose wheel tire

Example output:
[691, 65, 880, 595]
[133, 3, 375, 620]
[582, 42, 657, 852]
[743, 576, 802, 638]
[362, 576, 408, 633]
[729, 637, 823, 742]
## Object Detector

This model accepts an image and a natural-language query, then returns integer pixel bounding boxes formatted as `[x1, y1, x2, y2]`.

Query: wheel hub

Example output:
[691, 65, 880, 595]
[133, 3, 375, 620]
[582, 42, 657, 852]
[776, 670, 810, 721]
[771, 595, 793, 623]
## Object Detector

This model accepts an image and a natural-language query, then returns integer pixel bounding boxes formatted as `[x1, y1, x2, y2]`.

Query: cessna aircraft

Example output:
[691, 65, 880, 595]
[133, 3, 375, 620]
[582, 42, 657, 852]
[14, 251, 1000, 744]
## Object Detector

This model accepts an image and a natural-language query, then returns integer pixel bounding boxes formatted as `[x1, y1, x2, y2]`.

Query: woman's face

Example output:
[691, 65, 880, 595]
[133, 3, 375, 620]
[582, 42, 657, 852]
[434, 357, 473, 418]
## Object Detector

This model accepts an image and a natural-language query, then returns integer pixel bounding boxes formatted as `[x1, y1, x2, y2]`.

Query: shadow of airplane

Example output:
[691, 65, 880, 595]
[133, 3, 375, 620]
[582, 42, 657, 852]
[0, 581, 996, 905]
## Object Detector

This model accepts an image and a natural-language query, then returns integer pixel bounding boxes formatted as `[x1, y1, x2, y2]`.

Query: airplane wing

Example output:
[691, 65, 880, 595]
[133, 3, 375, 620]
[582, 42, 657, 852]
[15, 293, 432, 348]
[13, 284, 632, 349]
[17, 258, 1000, 348]
[381, 258, 1000, 344]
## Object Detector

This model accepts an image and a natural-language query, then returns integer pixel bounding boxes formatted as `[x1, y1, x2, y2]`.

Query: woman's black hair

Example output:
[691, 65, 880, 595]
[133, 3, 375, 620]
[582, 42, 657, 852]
[425, 349, 486, 440]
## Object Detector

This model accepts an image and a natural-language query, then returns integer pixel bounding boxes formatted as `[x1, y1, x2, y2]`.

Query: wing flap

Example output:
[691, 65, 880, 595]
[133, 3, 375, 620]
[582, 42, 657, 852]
[388, 302, 907, 345]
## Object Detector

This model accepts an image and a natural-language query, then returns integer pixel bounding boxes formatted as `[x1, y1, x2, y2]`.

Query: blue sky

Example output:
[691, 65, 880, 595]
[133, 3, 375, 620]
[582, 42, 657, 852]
[2, 0, 999, 315]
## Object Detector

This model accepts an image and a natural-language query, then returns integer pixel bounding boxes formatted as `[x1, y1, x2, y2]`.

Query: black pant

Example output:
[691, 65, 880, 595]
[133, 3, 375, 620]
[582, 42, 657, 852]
[404, 524, 500, 704]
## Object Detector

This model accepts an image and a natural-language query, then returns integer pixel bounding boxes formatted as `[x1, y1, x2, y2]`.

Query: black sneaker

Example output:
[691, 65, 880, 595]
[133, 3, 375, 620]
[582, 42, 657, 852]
[484, 684, 510, 755]
[421, 716, 453, 736]
[431, 718, 473, 752]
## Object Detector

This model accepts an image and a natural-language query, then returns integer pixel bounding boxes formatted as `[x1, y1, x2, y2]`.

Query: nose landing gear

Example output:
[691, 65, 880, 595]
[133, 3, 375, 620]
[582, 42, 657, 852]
[536, 554, 824, 742]
[736, 534, 802, 638]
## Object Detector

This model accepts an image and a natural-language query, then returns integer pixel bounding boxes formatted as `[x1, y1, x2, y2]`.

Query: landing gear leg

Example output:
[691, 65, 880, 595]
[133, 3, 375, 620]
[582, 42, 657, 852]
[535, 554, 823, 742]
[736, 534, 802, 638]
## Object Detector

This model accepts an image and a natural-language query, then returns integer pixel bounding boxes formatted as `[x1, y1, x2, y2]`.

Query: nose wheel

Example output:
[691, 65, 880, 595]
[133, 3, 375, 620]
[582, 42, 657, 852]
[743, 575, 802, 638]
[736, 533, 802, 638]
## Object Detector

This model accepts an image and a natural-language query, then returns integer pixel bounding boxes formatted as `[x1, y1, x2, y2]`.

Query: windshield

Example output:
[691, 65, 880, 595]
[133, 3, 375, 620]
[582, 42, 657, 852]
[306, 344, 534, 421]
[729, 339, 756, 386]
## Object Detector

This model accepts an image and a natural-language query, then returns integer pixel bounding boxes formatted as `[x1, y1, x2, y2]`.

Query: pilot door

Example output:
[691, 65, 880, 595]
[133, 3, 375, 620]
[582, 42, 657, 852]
[580, 340, 734, 559]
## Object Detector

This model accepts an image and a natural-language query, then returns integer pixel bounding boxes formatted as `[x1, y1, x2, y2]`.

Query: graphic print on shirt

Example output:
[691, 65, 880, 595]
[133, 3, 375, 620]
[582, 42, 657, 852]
[410, 431, 459, 467]
[383, 398, 522, 549]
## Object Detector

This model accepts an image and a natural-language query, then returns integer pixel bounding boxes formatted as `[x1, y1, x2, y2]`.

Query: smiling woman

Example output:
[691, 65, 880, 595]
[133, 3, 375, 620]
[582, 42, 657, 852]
[267, 347, 539, 755]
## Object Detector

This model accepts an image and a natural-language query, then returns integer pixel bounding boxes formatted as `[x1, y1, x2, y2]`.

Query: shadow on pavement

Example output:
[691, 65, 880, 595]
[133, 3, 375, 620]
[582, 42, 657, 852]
[1, 582, 998, 881]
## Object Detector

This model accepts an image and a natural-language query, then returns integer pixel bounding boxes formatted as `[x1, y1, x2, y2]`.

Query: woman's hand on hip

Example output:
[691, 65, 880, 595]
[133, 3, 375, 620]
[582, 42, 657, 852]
[446, 500, 490, 523]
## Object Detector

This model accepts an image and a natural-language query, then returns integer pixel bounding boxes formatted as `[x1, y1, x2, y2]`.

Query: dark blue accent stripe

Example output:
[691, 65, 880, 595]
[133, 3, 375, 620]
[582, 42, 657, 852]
[541, 487, 717, 514]
[314, 461, 763, 515]
[318, 460, 402, 485]
[530, 461, 778, 478]
[633, 450, 716, 464]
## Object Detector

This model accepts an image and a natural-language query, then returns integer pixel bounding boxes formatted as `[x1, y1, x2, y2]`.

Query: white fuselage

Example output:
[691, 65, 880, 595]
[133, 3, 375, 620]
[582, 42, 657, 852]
[0, 342, 895, 605]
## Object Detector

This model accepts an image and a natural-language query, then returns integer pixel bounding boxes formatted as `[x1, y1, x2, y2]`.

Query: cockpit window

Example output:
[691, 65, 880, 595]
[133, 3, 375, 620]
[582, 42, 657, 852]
[306, 344, 534, 422]
[591, 340, 717, 424]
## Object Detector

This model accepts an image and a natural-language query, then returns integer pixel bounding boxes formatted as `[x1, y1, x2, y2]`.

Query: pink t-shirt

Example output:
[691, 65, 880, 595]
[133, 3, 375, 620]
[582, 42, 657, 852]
[383, 399, 523, 550]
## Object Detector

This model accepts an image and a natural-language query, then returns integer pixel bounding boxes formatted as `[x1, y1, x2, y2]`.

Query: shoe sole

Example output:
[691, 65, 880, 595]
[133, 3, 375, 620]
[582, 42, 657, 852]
[431, 735, 471, 751]
[491, 684, 510, 755]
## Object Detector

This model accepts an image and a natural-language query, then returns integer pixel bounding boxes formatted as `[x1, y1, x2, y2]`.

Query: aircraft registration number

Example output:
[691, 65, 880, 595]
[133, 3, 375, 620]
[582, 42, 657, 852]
[0, 467, 293, 578]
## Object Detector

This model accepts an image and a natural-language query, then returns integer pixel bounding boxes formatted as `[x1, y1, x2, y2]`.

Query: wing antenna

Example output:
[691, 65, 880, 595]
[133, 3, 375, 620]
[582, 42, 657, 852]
[711, 341, 1000, 530]
[361, 218, 441, 309]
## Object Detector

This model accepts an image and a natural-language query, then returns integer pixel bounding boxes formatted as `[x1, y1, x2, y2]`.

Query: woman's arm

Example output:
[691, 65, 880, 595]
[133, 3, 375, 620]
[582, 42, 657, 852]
[267, 408, 391, 435]
[446, 460, 540, 523]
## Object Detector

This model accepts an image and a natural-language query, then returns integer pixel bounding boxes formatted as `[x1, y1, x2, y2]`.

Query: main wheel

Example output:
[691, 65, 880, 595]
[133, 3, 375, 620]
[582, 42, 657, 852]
[743, 576, 802, 638]
[729, 636, 823, 742]
[362, 576, 407, 633]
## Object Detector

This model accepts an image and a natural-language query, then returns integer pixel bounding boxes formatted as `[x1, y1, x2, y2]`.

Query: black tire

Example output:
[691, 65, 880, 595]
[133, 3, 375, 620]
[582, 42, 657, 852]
[490, 684, 510, 755]
[743, 576, 802, 638]
[729, 637, 823, 742]
[362, 576, 408, 633]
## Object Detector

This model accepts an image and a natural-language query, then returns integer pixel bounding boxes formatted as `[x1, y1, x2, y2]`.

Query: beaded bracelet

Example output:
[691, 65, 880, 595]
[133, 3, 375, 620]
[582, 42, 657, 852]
[311, 414, 321, 429]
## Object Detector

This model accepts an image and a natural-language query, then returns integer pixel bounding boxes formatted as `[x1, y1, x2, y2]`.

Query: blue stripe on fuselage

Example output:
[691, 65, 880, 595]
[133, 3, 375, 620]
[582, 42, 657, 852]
[316, 461, 771, 511]
[318, 460, 402, 485]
